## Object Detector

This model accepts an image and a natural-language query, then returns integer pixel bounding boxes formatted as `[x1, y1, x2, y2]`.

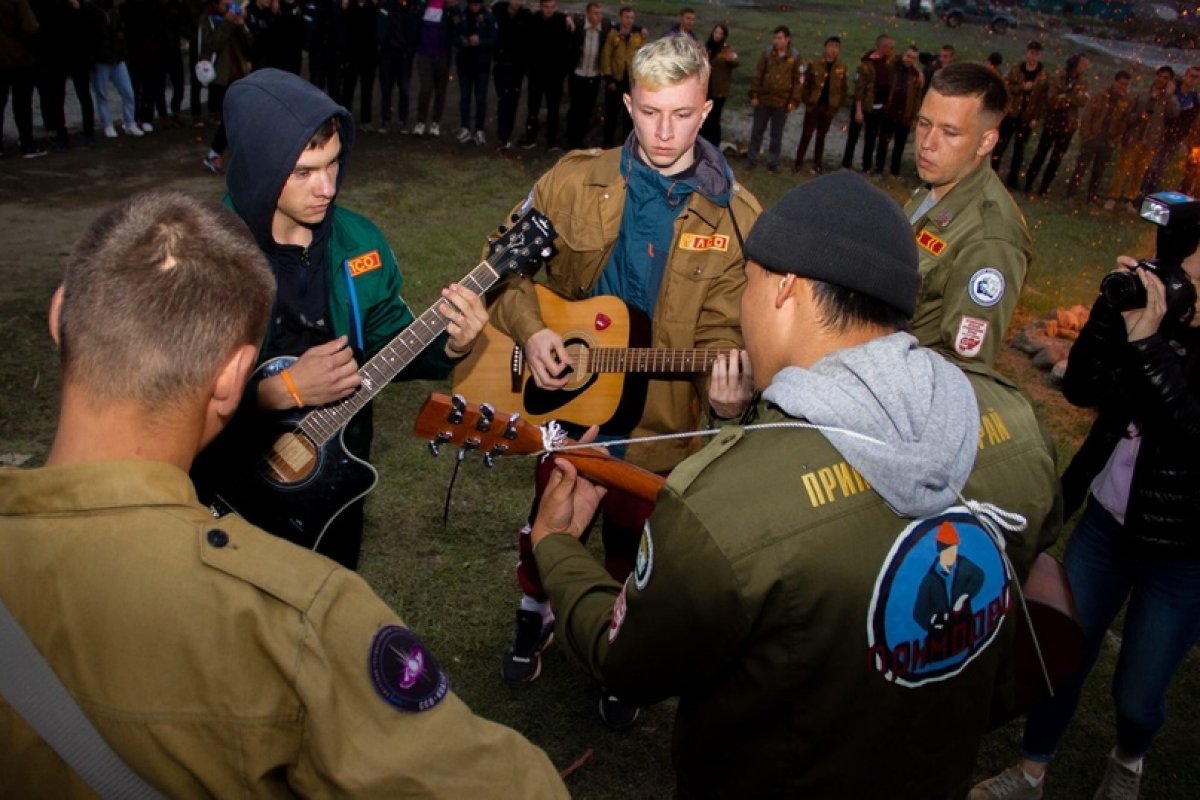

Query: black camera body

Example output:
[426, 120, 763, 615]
[1099, 192, 1200, 330]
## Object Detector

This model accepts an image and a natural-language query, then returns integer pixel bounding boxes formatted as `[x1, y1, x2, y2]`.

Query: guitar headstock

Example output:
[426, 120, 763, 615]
[487, 208, 557, 279]
[413, 392, 543, 466]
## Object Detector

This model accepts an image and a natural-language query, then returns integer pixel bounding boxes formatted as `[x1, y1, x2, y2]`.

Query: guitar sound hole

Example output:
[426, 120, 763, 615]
[563, 341, 592, 390]
[262, 431, 318, 485]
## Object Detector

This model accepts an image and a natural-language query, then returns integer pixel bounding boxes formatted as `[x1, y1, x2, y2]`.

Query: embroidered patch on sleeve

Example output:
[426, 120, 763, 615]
[678, 233, 730, 252]
[968, 267, 1005, 308]
[865, 509, 1013, 687]
[348, 250, 384, 277]
[916, 230, 947, 257]
[609, 581, 629, 643]
[368, 626, 450, 712]
[954, 316, 989, 358]
[633, 523, 654, 591]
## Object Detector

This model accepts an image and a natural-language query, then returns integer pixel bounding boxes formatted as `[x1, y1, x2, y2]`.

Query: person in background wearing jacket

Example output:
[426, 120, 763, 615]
[1024, 52, 1090, 198]
[1065, 69, 1132, 204]
[745, 24, 802, 173]
[1103, 66, 1180, 213]
[874, 43, 922, 178]
[563, 0, 602, 149]
[598, 2, 641, 147]
[841, 33, 893, 173]
[697, 22, 735, 149]
[454, 0, 493, 144]
[198, 68, 488, 568]
[487, 35, 760, 728]
[527, 171, 1059, 797]
[992, 41, 1049, 189]
[519, 0, 572, 149]
[338, 0, 379, 130]
[792, 35, 845, 175]
[971, 231, 1200, 800]
[84, 0, 144, 139]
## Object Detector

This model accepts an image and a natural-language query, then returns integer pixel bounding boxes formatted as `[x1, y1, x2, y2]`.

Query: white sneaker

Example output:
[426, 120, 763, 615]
[104, 125, 118, 138]
[474, 130, 487, 146]
[455, 127, 471, 143]
[123, 123, 145, 137]
[968, 764, 1044, 800]
[412, 122, 426, 136]
[429, 122, 441, 137]
[140, 122, 153, 133]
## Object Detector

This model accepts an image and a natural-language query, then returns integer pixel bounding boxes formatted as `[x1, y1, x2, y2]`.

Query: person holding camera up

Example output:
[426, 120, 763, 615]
[971, 194, 1200, 800]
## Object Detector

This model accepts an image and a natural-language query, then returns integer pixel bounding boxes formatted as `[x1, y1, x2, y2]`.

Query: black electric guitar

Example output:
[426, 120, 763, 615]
[192, 210, 556, 549]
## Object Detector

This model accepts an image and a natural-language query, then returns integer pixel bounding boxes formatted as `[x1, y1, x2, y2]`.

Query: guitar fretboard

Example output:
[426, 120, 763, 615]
[577, 348, 725, 374]
[299, 262, 499, 445]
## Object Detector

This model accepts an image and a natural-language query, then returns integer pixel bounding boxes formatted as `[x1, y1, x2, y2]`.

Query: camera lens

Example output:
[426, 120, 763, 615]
[1099, 270, 1147, 311]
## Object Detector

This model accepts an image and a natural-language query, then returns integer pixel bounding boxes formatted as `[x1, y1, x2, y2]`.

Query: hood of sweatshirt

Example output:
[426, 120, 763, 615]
[223, 68, 355, 251]
[761, 332, 979, 518]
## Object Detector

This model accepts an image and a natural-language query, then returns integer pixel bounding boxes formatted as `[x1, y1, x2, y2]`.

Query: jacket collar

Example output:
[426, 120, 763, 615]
[914, 158, 993, 231]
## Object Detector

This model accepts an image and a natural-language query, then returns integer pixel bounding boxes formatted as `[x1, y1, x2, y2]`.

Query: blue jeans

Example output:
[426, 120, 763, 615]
[1021, 498, 1200, 761]
[91, 61, 136, 129]
[457, 63, 488, 132]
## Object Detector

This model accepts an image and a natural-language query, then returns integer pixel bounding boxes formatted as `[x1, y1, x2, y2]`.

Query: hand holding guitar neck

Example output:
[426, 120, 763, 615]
[439, 283, 489, 358]
[529, 427, 609, 548]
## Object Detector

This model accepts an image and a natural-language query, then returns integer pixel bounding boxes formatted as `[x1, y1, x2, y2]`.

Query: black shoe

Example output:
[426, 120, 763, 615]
[501, 609, 553, 687]
[767, 163, 780, 174]
[598, 691, 640, 730]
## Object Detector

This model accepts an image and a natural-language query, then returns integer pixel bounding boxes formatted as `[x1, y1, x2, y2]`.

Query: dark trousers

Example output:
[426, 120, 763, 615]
[188, 34, 203, 119]
[602, 78, 631, 147]
[165, 42, 185, 115]
[128, 52, 165, 124]
[993, 116, 1034, 188]
[458, 61, 489, 132]
[493, 61, 523, 143]
[37, 61, 95, 139]
[1025, 126, 1074, 195]
[524, 66, 564, 147]
[747, 104, 787, 168]
[795, 103, 833, 169]
[880, 117, 912, 176]
[342, 52, 378, 123]
[1067, 139, 1113, 199]
[699, 95, 724, 147]
[0, 64, 37, 153]
[1139, 133, 1185, 197]
[414, 54, 449, 126]
[378, 45, 413, 126]
[566, 72, 600, 149]
[842, 106, 886, 171]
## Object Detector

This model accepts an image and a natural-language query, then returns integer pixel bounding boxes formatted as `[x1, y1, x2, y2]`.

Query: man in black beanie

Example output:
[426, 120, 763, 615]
[525, 171, 1061, 797]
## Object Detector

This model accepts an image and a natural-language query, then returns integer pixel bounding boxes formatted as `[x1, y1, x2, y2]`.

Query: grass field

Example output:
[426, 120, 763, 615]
[1, 1, 1198, 797]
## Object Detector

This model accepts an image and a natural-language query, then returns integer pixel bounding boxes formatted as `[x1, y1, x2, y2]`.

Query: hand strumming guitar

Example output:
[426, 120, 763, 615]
[258, 336, 361, 410]
[440, 283, 489, 358]
[524, 328, 573, 390]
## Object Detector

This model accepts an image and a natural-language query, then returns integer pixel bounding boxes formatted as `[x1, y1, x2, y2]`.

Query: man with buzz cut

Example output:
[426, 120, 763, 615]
[906, 61, 1032, 372]
[487, 34, 761, 728]
[525, 172, 1059, 796]
[0, 191, 568, 797]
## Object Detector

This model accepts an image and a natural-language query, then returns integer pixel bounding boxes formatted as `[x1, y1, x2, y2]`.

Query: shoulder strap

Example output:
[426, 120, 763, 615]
[0, 597, 166, 800]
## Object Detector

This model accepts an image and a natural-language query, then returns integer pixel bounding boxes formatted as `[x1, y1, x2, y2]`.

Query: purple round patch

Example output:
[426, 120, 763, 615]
[368, 626, 450, 712]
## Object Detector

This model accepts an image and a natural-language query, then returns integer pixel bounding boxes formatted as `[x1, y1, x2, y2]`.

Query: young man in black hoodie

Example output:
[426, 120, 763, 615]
[199, 68, 488, 569]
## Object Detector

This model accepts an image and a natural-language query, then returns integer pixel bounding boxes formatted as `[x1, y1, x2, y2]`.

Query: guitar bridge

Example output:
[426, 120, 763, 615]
[510, 345, 524, 394]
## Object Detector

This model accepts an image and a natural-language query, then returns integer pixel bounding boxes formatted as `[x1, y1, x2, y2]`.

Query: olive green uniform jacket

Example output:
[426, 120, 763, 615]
[488, 146, 762, 473]
[599, 26, 643, 83]
[1079, 86, 1135, 148]
[749, 47, 803, 109]
[0, 461, 568, 799]
[905, 159, 1032, 372]
[1003, 63, 1050, 124]
[800, 56, 848, 109]
[707, 43, 738, 100]
[533, 371, 1060, 798]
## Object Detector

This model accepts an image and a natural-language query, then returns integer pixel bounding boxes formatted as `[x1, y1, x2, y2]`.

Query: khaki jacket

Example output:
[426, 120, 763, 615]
[707, 42, 738, 99]
[0, 461, 568, 799]
[905, 160, 1032, 373]
[853, 49, 892, 107]
[534, 370, 1060, 797]
[488, 146, 762, 472]
[800, 56, 848, 109]
[750, 47, 803, 108]
[600, 26, 644, 83]
[1045, 69, 1090, 133]
[1079, 87, 1134, 148]
[1123, 86, 1180, 148]
[1004, 63, 1050, 123]
[885, 61, 923, 126]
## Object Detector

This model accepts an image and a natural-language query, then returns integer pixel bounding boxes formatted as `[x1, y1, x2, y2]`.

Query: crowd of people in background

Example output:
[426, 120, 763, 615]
[3, 0, 1199, 208]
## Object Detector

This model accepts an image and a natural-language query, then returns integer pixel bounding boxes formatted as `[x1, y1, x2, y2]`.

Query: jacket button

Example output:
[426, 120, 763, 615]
[207, 529, 229, 548]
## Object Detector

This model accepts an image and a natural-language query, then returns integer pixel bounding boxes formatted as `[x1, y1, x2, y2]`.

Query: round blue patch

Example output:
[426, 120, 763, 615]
[368, 626, 450, 712]
[968, 267, 1006, 308]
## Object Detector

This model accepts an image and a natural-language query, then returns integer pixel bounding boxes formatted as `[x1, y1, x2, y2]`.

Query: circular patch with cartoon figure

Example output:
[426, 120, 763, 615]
[368, 626, 450, 712]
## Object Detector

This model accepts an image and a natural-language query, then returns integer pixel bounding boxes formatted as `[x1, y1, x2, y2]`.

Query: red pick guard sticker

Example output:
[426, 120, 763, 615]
[595, 313, 611, 331]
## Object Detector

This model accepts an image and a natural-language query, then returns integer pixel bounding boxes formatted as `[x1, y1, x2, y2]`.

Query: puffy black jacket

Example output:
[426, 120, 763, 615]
[1060, 294, 1200, 560]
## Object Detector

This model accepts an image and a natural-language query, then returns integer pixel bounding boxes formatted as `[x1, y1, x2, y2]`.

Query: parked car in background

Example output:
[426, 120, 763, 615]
[896, 0, 936, 20]
[935, 0, 1018, 32]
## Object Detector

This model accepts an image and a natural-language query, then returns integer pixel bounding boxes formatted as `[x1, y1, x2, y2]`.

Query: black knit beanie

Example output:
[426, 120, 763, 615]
[742, 171, 921, 317]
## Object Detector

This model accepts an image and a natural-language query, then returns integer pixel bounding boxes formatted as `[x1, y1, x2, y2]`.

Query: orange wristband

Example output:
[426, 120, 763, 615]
[280, 368, 304, 408]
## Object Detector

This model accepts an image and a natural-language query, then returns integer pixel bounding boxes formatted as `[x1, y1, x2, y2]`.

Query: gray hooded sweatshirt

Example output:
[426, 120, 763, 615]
[762, 331, 979, 517]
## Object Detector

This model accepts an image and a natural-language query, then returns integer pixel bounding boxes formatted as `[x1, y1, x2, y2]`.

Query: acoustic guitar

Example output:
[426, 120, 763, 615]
[415, 393, 1083, 719]
[451, 284, 728, 432]
[192, 210, 556, 549]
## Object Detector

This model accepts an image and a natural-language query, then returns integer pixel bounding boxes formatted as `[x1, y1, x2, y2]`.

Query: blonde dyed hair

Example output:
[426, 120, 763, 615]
[631, 34, 710, 91]
[58, 191, 275, 408]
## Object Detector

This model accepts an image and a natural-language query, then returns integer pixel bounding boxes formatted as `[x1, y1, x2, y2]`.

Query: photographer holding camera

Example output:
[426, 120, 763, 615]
[972, 193, 1200, 800]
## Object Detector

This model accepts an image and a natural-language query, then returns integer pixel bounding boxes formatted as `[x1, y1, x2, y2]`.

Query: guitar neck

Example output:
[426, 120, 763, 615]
[300, 261, 500, 444]
[579, 348, 725, 374]
[557, 449, 666, 504]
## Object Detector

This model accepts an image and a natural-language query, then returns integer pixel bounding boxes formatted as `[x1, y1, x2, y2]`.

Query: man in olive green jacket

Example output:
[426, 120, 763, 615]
[0, 192, 568, 798]
[905, 62, 1032, 373]
[794, 35, 848, 174]
[528, 171, 1060, 797]
[745, 24, 803, 172]
[486, 36, 761, 716]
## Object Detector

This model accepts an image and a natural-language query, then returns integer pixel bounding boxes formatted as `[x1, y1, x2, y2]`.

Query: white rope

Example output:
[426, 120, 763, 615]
[532, 420, 887, 457]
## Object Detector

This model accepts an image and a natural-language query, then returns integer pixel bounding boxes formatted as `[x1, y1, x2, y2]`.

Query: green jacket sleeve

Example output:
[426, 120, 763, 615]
[935, 227, 1028, 368]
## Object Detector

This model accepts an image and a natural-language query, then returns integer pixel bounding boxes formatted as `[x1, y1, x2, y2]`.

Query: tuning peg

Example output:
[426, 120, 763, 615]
[503, 413, 520, 440]
[456, 435, 481, 462]
[448, 394, 466, 425]
[496, 225, 507, 235]
[427, 430, 453, 457]
[476, 403, 495, 432]
[483, 452, 496, 468]
[540, 246, 553, 259]
[510, 212, 520, 223]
